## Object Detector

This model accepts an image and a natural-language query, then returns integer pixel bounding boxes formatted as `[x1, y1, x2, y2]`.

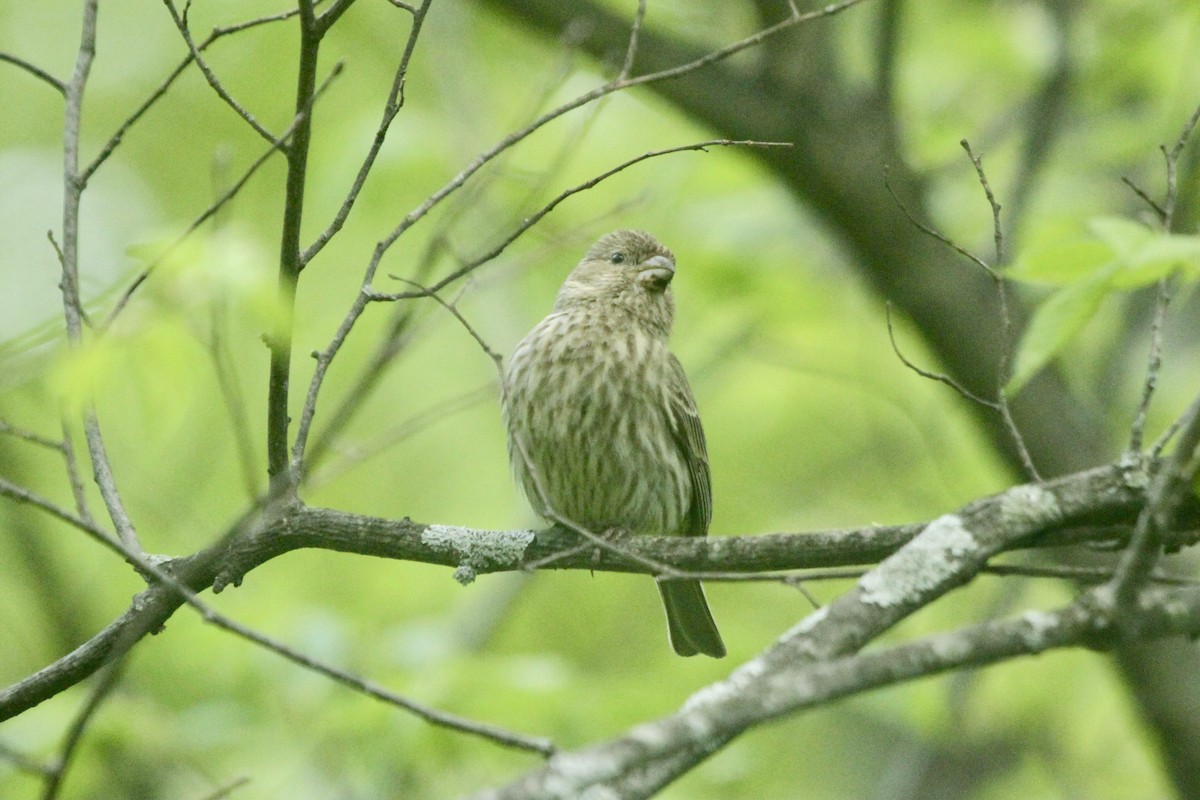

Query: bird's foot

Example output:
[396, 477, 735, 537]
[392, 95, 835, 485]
[590, 526, 627, 570]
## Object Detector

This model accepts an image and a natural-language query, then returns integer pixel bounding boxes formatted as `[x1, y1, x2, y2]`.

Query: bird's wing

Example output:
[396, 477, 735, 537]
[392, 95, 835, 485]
[666, 353, 711, 537]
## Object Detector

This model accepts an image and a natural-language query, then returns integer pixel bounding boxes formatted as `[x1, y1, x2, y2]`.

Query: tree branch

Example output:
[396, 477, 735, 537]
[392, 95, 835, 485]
[3, 458, 1186, 721]
[470, 583, 1200, 799]
[0, 52, 67, 95]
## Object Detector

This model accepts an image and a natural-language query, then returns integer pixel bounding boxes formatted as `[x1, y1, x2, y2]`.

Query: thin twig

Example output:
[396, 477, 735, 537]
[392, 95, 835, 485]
[1111, 391, 1200, 616]
[300, 0, 433, 267]
[883, 169, 997, 279]
[1121, 176, 1166, 223]
[0, 52, 67, 95]
[1129, 101, 1200, 451]
[1130, 279, 1171, 452]
[305, 383, 494, 489]
[0, 474, 555, 756]
[101, 62, 344, 328]
[82, 6, 303, 183]
[962, 139, 1040, 480]
[162, 0, 277, 144]
[46, 231, 90, 329]
[189, 776, 251, 800]
[0, 477, 123, 554]
[1161, 100, 1200, 230]
[60, 418, 94, 525]
[0, 741, 53, 777]
[961, 140, 1004, 265]
[194, 594, 556, 756]
[618, 0, 648, 81]
[41, 660, 126, 800]
[0, 420, 63, 451]
[886, 147, 1040, 481]
[885, 304, 998, 408]
[656, 560, 1198, 586]
[379, 282, 496, 367]
[57, 0, 142, 553]
[363, 0, 857, 290]
[374, 140, 791, 302]
[209, 302, 261, 500]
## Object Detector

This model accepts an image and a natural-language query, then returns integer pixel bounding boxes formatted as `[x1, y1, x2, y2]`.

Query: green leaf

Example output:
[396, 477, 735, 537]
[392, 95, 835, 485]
[1008, 239, 1114, 286]
[1086, 216, 1155, 258]
[1007, 265, 1119, 395]
[1111, 232, 1200, 288]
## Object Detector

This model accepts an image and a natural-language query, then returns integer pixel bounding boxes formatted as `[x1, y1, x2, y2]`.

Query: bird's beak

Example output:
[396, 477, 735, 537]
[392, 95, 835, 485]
[636, 255, 675, 291]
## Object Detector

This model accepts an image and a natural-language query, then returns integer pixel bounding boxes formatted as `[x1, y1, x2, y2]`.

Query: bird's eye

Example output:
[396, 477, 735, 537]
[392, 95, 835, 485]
[610, 252, 625, 264]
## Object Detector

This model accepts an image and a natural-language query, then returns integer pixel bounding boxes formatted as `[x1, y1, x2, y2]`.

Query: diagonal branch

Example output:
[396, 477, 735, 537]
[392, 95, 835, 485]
[0, 52, 66, 95]
[470, 584, 1200, 799]
[82, 5, 303, 183]
[102, 62, 344, 328]
[162, 0, 278, 144]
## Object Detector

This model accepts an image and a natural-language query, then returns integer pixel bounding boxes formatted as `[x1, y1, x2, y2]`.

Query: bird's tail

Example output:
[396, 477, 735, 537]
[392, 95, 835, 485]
[658, 579, 725, 658]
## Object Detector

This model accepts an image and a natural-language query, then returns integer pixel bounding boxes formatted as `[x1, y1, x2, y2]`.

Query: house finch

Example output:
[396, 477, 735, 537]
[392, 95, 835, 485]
[503, 229, 724, 658]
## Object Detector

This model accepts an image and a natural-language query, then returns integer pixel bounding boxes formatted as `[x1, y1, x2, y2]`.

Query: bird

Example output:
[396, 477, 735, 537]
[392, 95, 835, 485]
[502, 229, 725, 658]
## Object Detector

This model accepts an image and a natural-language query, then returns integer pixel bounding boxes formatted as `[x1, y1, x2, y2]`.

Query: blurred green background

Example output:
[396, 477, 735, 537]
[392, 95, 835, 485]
[2, 1, 1199, 798]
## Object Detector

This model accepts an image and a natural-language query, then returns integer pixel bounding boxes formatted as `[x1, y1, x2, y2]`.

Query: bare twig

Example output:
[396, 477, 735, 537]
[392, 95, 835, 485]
[209, 303, 261, 500]
[618, 0, 648, 81]
[194, 592, 556, 756]
[41, 661, 126, 800]
[0, 420, 63, 451]
[1121, 176, 1166, 223]
[189, 776, 251, 800]
[374, 280, 503, 366]
[374, 140, 791, 301]
[1161, 100, 1200, 230]
[360, 0, 858, 295]
[1111, 392, 1200, 616]
[885, 147, 1040, 481]
[883, 169, 996, 279]
[58, 0, 142, 553]
[1130, 279, 1171, 452]
[0, 474, 555, 755]
[885, 304, 997, 408]
[300, 0, 433, 267]
[162, 0, 278, 144]
[1129, 101, 1200, 451]
[0, 476, 123, 555]
[59, 418, 94, 524]
[963, 140, 1039, 480]
[82, 6, 303, 183]
[0, 52, 66, 95]
[101, 62, 344, 328]
[961, 140, 1003, 265]
[688, 562, 1197, 586]
[305, 383, 494, 489]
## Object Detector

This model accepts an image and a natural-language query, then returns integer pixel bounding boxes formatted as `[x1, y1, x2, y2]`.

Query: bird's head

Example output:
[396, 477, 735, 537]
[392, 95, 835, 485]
[553, 229, 677, 334]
